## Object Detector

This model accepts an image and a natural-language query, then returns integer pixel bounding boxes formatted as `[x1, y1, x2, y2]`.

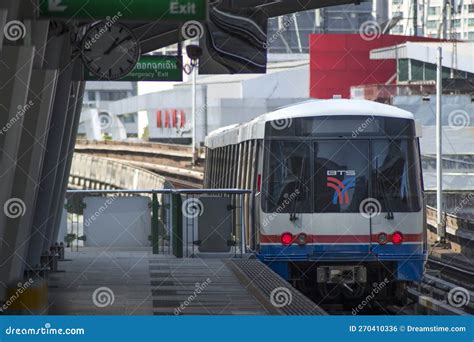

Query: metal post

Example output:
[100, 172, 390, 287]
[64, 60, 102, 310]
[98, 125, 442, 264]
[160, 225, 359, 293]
[191, 64, 197, 165]
[413, 0, 418, 36]
[172, 193, 183, 258]
[436, 46, 445, 241]
[293, 13, 303, 53]
[442, 0, 448, 39]
[240, 194, 246, 257]
[151, 193, 159, 254]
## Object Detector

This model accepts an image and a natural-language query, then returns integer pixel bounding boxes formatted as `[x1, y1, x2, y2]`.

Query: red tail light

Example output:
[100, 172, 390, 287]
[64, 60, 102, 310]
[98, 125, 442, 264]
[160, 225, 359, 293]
[391, 231, 404, 244]
[281, 232, 293, 246]
[257, 174, 262, 192]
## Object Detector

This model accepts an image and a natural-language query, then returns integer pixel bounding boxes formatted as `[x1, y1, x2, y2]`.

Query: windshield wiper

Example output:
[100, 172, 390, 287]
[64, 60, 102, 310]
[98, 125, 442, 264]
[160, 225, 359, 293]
[375, 159, 394, 220]
[289, 159, 305, 222]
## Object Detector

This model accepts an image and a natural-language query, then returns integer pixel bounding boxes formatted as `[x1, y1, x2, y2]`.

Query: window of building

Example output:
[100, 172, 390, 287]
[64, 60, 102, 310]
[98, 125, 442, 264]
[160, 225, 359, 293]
[426, 20, 438, 29]
[120, 114, 136, 123]
[468, 18, 474, 26]
[87, 91, 96, 101]
[428, 7, 439, 15]
[468, 4, 474, 13]
[99, 90, 129, 101]
[452, 19, 461, 28]
[398, 59, 409, 82]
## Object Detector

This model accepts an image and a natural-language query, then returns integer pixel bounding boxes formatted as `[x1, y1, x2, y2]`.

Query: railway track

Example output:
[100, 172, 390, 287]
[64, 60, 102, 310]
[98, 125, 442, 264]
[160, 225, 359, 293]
[75, 140, 204, 189]
[407, 257, 474, 315]
[426, 256, 474, 291]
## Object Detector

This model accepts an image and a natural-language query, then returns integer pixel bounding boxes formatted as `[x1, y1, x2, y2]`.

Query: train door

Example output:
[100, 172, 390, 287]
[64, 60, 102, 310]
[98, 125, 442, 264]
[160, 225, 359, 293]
[312, 140, 371, 254]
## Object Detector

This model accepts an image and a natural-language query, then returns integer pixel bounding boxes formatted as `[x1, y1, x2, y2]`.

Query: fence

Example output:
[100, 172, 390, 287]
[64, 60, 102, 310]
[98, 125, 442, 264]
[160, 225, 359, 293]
[64, 189, 252, 258]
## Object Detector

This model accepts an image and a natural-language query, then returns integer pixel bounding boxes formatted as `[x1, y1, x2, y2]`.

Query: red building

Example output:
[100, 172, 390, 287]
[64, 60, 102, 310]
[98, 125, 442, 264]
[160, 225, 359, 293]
[309, 34, 439, 99]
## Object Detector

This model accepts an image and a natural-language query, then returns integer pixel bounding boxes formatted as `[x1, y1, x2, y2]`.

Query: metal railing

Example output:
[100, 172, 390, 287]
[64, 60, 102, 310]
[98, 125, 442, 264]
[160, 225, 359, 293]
[426, 205, 474, 241]
[65, 189, 252, 258]
[70, 154, 168, 190]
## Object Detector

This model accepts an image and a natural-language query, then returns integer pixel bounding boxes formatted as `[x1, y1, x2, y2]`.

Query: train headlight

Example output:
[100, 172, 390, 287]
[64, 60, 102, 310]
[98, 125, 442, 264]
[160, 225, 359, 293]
[377, 232, 388, 245]
[391, 231, 404, 244]
[297, 233, 307, 246]
[280, 232, 293, 246]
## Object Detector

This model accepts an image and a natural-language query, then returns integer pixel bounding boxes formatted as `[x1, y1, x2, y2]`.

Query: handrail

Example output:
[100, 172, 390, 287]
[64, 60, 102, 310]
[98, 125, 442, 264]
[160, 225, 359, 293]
[426, 205, 474, 236]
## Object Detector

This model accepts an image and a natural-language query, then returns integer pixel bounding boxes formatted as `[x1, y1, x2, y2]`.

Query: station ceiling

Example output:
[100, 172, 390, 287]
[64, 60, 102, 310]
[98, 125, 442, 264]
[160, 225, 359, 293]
[116, 0, 364, 53]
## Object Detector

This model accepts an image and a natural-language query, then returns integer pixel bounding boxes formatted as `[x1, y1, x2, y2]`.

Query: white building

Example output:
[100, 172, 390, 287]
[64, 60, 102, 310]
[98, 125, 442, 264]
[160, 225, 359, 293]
[389, 0, 474, 40]
[79, 81, 139, 138]
[108, 57, 310, 144]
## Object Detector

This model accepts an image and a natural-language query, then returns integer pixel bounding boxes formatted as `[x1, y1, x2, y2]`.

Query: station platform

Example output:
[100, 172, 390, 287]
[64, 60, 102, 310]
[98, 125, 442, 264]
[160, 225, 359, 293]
[47, 247, 324, 316]
[48, 248, 154, 315]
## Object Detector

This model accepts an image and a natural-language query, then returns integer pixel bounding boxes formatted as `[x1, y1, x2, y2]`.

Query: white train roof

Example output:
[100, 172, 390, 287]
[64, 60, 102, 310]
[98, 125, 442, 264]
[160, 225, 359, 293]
[205, 99, 414, 148]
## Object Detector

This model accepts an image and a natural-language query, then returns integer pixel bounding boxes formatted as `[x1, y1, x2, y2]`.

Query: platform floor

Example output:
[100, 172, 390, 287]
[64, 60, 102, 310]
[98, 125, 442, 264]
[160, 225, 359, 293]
[49, 248, 154, 315]
[149, 258, 268, 315]
[48, 247, 274, 315]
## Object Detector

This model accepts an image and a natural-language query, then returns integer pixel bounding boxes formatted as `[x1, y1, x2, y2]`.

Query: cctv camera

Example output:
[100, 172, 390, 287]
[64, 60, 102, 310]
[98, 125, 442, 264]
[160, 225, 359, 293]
[186, 44, 203, 61]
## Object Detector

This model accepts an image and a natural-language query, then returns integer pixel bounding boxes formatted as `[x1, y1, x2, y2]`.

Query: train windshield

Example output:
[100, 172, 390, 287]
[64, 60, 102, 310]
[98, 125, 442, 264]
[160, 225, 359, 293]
[371, 139, 422, 213]
[263, 138, 422, 213]
[314, 141, 369, 213]
[264, 141, 311, 213]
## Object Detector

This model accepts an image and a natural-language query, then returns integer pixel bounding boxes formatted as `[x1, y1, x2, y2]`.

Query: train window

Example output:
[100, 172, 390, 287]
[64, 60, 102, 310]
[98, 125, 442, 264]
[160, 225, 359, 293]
[314, 140, 369, 213]
[371, 139, 422, 212]
[263, 141, 311, 213]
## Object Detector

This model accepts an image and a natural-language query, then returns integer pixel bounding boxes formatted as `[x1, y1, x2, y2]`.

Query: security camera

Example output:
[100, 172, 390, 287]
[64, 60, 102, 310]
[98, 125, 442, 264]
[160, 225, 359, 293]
[186, 44, 203, 61]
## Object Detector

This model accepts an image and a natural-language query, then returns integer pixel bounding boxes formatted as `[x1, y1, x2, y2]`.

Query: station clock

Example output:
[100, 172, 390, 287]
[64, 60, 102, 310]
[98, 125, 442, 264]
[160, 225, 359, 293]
[81, 22, 140, 80]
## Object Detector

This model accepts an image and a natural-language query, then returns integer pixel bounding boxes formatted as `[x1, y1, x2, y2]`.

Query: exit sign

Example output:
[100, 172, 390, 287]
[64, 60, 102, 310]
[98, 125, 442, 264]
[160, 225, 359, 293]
[40, 0, 207, 21]
[84, 56, 183, 82]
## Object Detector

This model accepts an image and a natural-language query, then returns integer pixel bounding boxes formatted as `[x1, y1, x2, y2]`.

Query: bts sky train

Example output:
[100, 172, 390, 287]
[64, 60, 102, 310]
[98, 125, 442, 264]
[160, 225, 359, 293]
[204, 99, 426, 304]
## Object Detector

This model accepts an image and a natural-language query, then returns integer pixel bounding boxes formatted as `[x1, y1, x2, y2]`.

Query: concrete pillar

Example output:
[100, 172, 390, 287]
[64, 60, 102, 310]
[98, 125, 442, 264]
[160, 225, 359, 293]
[0, 46, 34, 299]
[0, 10, 7, 47]
[48, 80, 85, 248]
[27, 33, 73, 268]
[0, 69, 58, 288]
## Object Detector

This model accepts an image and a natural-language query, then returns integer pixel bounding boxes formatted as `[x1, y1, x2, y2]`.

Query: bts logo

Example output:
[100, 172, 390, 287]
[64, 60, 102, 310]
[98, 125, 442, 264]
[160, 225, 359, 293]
[327, 170, 356, 205]
[327, 170, 356, 176]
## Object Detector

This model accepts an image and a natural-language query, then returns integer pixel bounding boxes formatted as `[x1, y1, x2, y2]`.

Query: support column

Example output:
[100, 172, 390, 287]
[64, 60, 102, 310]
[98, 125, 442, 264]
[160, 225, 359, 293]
[0, 69, 58, 286]
[0, 46, 34, 299]
[48, 79, 85, 248]
[27, 33, 73, 268]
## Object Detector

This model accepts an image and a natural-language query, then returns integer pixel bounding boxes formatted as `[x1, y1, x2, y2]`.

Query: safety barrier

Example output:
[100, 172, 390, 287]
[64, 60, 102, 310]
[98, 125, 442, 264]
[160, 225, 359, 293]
[65, 189, 252, 258]
[69, 154, 168, 190]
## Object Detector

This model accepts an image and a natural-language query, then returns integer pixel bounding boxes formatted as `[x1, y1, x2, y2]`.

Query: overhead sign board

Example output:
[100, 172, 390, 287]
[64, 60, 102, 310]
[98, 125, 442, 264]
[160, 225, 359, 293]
[84, 56, 183, 82]
[40, 0, 207, 21]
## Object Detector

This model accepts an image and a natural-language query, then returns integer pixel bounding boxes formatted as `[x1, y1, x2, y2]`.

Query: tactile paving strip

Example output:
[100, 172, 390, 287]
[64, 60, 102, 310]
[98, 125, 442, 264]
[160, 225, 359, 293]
[149, 257, 269, 315]
[228, 259, 327, 315]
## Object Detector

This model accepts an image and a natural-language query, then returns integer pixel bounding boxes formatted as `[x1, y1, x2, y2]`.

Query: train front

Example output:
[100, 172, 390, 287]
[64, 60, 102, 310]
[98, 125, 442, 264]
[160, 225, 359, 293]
[257, 103, 426, 303]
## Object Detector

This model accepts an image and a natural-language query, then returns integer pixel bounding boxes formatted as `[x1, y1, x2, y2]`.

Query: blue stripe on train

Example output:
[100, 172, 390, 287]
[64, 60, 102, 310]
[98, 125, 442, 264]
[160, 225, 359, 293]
[257, 243, 426, 282]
